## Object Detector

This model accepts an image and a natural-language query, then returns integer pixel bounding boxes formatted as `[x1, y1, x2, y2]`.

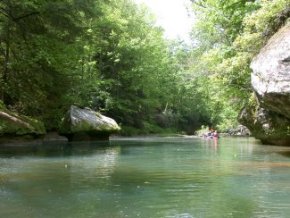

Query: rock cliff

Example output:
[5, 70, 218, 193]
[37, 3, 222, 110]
[239, 23, 290, 145]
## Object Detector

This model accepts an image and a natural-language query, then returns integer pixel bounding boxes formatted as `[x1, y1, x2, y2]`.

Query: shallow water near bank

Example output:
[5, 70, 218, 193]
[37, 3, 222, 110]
[1, 136, 290, 218]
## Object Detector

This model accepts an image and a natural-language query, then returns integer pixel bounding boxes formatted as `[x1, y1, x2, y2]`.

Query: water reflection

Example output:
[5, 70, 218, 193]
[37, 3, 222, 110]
[0, 140, 116, 158]
[1, 137, 290, 218]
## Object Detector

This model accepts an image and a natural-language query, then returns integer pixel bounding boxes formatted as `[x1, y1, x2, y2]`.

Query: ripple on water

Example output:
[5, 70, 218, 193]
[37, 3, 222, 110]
[1, 137, 290, 218]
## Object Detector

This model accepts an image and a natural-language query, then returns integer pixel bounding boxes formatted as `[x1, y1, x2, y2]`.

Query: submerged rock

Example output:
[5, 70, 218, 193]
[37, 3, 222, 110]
[0, 103, 46, 143]
[59, 105, 121, 141]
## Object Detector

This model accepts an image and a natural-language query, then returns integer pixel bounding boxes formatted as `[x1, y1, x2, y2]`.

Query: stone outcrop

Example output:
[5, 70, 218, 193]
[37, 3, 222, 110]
[239, 103, 290, 145]
[59, 105, 121, 141]
[240, 23, 290, 145]
[0, 102, 46, 143]
[251, 23, 290, 118]
[226, 125, 251, 136]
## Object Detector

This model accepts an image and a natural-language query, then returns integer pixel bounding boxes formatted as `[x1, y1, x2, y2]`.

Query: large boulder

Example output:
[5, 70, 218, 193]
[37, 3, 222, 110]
[0, 102, 46, 143]
[59, 105, 121, 141]
[241, 23, 290, 145]
[251, 23, 290, 118]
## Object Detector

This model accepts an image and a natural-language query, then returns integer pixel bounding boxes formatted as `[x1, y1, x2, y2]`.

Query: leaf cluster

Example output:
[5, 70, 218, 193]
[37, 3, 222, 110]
[189, 0, 290, 130]
[0, 0, 212, 134]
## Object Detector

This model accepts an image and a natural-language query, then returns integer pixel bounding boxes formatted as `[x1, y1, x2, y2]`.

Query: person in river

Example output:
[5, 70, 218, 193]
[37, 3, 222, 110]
[205, 128, 213, 138]
[212, 130, 219, 138]
[202, 128, 219, 139]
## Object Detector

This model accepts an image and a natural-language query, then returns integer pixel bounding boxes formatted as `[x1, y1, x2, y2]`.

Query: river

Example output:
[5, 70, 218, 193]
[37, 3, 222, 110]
[1, 136, 290, 218]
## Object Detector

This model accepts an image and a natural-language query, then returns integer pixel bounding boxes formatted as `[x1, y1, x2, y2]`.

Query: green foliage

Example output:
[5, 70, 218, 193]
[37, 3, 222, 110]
[0, 111, 45, 136]
[2, 0, 286, 136]
[0, 0, 212, 135]
[0, 0, 96, 129]
[0, 100, 5, 110]
[189, 0, 290, 129]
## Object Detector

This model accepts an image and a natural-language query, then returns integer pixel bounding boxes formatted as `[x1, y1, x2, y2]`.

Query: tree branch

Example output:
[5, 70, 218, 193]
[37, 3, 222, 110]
[0, 111, 33, 130]
[14, 11, 40, 21]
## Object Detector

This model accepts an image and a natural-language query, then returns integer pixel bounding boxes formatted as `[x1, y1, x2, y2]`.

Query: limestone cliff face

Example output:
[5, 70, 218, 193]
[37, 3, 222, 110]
[251, 23, 290, 119]
[239, 23, 290, 146]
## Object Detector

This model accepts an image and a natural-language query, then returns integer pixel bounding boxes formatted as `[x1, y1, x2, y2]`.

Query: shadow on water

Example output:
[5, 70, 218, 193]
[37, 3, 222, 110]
[0, 140, 118, 158]
[276, 150, 290, 158]
[0, 136, 198, 158]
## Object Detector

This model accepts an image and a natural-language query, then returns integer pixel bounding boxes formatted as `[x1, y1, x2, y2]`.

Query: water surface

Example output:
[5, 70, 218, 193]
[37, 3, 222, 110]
[1, 137, 290, 218]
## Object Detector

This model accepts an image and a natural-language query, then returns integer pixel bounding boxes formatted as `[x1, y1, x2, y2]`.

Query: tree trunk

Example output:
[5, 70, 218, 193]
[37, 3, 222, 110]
[2, 20, 11, 105]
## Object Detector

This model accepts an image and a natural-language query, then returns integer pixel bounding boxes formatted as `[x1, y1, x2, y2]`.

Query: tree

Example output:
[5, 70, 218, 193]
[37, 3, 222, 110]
[0, 0, 96, 129]
[187, 0, 259, 129]
[188, 0, 290, 130]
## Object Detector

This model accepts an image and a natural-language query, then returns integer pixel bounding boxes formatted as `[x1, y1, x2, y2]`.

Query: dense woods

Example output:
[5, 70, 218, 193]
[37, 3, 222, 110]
[0, 0, 289, 135]
[190, 0, 290, 131]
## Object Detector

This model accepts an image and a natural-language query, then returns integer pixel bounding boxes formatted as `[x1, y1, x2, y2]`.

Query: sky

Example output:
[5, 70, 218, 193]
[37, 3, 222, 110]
[134, 0, 195, 42]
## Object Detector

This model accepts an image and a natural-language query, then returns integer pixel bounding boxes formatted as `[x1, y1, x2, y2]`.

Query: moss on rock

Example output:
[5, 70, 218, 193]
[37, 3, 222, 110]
[239, 99, 290, 146]
[0, 103, 46, 142]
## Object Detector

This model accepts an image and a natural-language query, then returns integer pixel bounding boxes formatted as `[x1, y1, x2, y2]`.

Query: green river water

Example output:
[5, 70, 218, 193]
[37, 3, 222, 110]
[1, 136, 290, 218]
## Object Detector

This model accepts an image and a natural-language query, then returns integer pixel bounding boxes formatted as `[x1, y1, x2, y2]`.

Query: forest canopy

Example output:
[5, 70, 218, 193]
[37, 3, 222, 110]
[0, 0, 289, 135]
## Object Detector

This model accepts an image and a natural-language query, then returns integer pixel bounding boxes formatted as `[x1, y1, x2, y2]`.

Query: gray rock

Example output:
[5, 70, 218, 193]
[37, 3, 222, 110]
[251, 23, 290, 118]
[227, 125, 251, 136]
[59, 105, 121, 141]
